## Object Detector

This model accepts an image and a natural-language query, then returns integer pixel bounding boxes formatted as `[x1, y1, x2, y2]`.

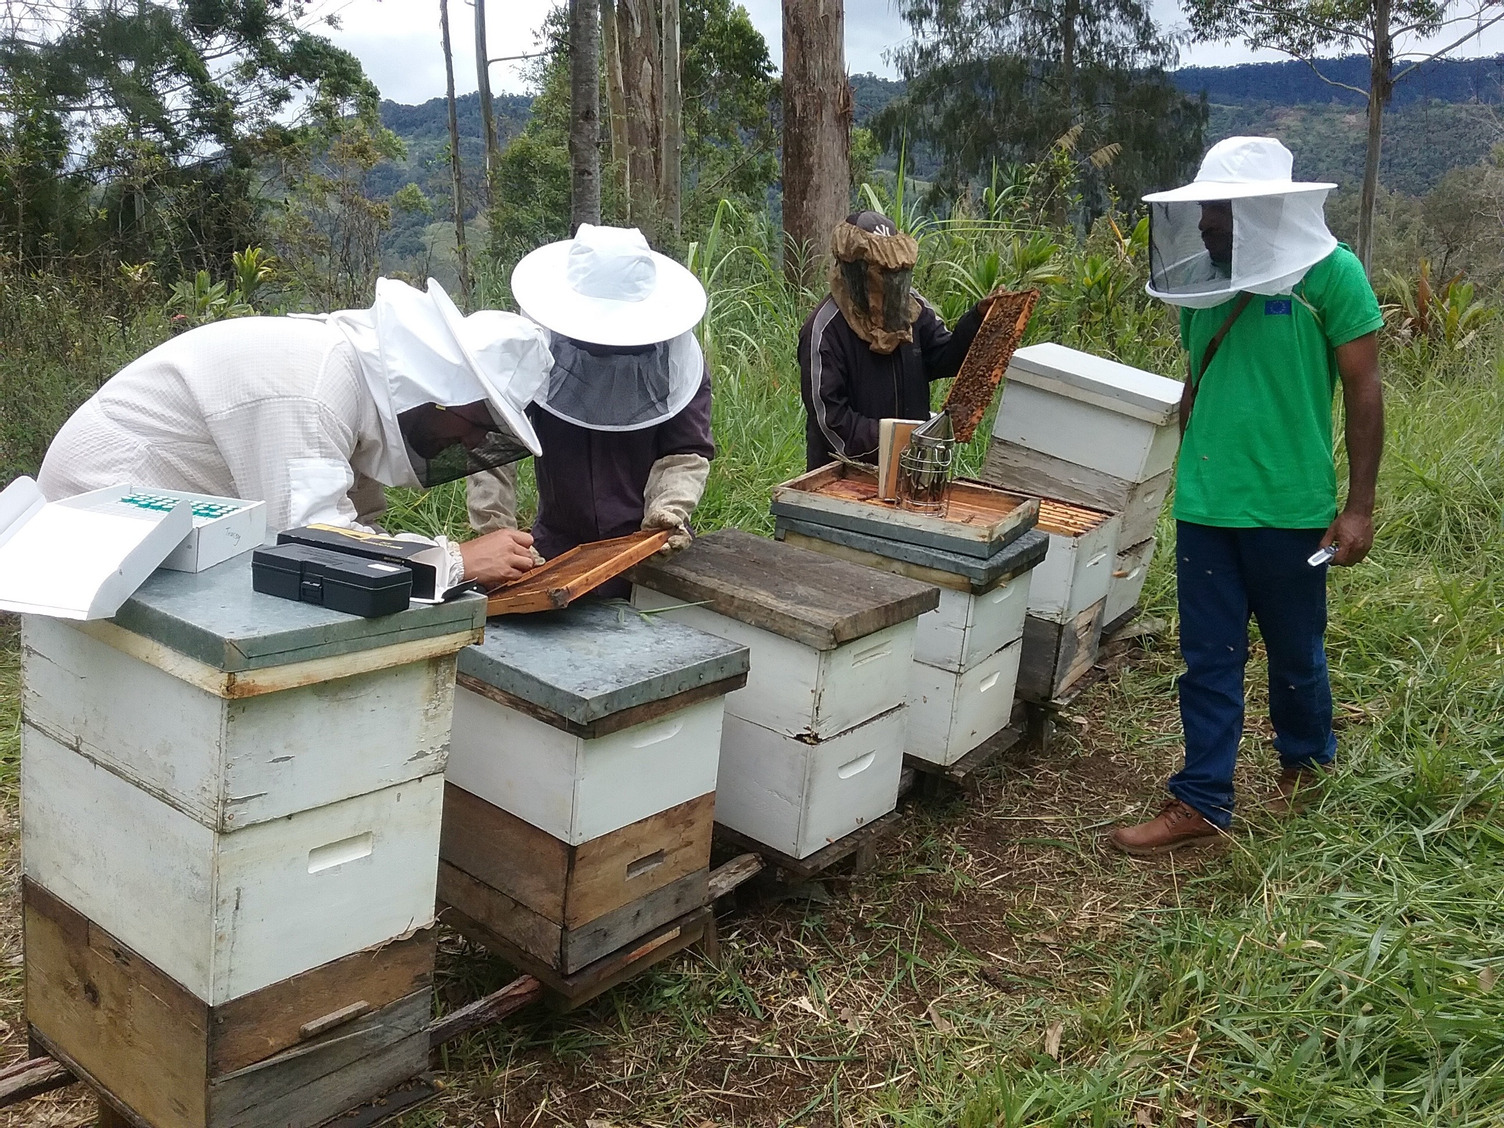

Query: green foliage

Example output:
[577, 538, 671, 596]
[0, 0, 380, 277]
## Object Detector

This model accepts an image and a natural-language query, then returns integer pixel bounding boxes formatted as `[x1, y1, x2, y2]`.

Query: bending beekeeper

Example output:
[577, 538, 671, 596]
[1109, 136, 1384, 856]
[38, 278, 550, 588]
[470, 224, 713, 595]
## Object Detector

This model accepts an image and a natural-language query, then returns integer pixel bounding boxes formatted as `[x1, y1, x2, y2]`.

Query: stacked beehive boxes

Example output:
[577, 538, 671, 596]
[440, 602, 748, 992]
[775, 517, 1049, 769]
[19, 554, 484, 1128]
[631, 530, 939, 860]
[983, 343, 1183, 696]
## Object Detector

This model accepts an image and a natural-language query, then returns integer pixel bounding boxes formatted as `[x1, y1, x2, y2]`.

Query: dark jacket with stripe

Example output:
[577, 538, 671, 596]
[797, 295, 984, 471]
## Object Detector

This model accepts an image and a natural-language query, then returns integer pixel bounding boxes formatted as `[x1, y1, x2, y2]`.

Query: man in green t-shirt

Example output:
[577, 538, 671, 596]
[1111, 137, 1385, 855]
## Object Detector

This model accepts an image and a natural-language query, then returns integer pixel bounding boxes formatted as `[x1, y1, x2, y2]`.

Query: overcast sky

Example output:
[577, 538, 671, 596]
[312, 0, 1504, 106]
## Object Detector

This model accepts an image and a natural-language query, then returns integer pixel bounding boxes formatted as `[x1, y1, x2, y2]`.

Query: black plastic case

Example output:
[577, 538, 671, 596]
[252, 543, 413, 618]
[277, 524, 441, 598]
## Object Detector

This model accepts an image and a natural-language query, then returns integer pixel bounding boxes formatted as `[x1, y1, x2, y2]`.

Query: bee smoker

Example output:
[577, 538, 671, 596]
[896, 411, 955, 515]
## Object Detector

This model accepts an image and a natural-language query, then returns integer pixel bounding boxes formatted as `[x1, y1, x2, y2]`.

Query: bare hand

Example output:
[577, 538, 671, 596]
[1320, 508, 1374, 567]
[458, 528, 537, 586]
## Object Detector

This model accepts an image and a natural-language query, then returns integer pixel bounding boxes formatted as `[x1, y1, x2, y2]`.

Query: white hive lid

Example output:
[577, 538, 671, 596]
[1006, 342, 1183, 425]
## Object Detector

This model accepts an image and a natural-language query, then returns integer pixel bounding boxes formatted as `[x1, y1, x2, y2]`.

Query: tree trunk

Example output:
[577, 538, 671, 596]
[570, 0, 603, 230]
[439, 0, 471, 302]
[601, 0, 631, 218]
[618, 0, 663, 242]
[1358, 0, 1393, 272]
[474, 0, 498, 201]
[661, 0, 683, 241]
[781, 0, 851, 287]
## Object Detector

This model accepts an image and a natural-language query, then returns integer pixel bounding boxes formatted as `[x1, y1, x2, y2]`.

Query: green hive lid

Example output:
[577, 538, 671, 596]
[458, 599, 750, 725]
[107, 550, 486, 671]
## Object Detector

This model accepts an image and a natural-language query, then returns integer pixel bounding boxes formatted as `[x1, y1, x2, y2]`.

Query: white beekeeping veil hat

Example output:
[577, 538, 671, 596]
[318, 279, 553, 487]
[510, 224, 707, 431]
[1142, 136, 1338, 308]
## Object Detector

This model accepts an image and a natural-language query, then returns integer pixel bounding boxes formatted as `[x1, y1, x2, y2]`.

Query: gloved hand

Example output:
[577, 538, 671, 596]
[641, 453, 710, 554]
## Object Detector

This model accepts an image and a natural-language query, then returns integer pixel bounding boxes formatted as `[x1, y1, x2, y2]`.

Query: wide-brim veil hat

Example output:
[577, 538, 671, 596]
[511, 224, 708, 347]
[1142, 136, 1339, 308]
[1142, 136, 1336, 203]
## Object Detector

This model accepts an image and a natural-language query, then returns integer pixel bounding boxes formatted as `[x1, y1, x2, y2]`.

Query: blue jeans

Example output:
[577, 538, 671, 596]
[1170, 521, 1337, 827]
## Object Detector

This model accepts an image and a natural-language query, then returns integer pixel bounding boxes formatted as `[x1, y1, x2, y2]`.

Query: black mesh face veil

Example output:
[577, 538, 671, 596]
[839, 260, 871, 317]
[397, 403, 533, 487]
[877, 267, 914, 330]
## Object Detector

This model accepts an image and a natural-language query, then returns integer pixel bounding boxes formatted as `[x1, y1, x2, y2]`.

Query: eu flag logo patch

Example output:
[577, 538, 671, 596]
[1264, 298, 1293, 316]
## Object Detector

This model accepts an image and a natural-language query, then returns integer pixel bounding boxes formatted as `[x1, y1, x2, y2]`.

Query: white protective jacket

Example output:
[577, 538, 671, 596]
[37, 317, 473, 580]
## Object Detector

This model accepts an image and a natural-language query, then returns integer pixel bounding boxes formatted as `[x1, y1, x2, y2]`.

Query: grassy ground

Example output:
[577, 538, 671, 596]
[1, 241, 1501, 1124]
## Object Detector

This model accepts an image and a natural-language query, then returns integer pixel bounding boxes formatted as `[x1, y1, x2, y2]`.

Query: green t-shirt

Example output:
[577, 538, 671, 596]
[1175, 244, 1383, 528]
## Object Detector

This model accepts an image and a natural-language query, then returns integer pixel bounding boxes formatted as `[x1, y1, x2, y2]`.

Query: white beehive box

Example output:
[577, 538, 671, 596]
[1105, 537, 1156, 629]
[992, 343, 1183, 484]
[630, 531, 938, 857]
[907, 638, 1023, 767]
[631, 587, 916, 739]
[445, 602, 748, 845]
[716, 707, 906, 859]
[981, 440, 1172, 550]
[22, 724, 443, 1006]
[17, 552, 484, 1004]
[1027, 500, 1122, 624]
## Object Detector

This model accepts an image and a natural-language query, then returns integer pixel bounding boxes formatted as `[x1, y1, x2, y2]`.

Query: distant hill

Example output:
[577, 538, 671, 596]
[372, 55, 1504, 268]
[1173, 54, 1504, 108]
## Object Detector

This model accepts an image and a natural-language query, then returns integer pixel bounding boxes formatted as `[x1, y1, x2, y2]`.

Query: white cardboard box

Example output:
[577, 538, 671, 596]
[139, 488, 267, 572]
[0, 478, 193, 619]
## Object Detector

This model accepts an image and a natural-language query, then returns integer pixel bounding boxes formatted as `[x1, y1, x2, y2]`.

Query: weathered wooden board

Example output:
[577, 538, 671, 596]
[629, 528, 939, 651]
[714, 810, 902, 881]
[771, 465, 1039, 560]
[714, 706, 906, 859]
[439, 861, 707, 974]
[23, 617, 457, 830]
[1027, 501, 1121, 625]
[1104, 536, 1156, 629]
[980, 440, 1173, 548]
[486, 531, 669, 615]
[457, 598, 749, 732]
[102, 550, 486, 673]
[1016, 600, 1105, 703]
[24, 881, 433, 1128]
[22, 726, 442, 1005]
[440, 785, 713, 929]
[906, 639, 1023, 767]
[630, 587, 916, 739]
[448, 687, 724, 844]
[942, 288, 1038, 442]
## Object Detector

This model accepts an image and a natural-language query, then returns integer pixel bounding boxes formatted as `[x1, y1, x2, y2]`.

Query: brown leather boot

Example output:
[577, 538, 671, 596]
[1266, 764, 1327, 816]
[1109, 799, 1221, 856]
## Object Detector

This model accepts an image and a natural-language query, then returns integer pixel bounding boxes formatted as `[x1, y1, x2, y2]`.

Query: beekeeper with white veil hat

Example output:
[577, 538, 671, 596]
[469, 224, 714, 591]
[1143, 135, 1338, 307]
[38, 278, 551, 588]
[1108, 136, 1385, 858]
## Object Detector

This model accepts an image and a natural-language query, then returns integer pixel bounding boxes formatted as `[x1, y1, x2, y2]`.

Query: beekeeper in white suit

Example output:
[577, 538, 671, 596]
[38, 278, 549, 587]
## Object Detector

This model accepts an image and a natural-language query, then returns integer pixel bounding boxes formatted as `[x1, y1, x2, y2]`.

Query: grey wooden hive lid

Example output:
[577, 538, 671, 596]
[107, 550, 486, 671]
[629, 528, 941, 650]
[775, 516, 1049, 590]
[458, 600, 750, 725]
[1007, 342, 1182, 425]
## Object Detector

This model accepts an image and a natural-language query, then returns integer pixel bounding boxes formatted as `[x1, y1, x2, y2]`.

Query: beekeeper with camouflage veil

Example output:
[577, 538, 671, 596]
[797, 210, 994, 471]
[468, 224, 713, 595]
[38, 278, 550, 587]
[1110, 136, 1385, 857]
